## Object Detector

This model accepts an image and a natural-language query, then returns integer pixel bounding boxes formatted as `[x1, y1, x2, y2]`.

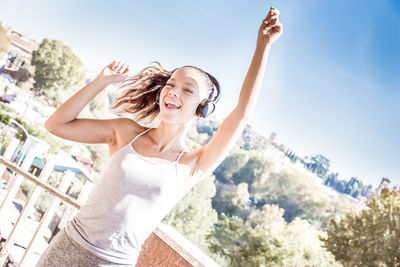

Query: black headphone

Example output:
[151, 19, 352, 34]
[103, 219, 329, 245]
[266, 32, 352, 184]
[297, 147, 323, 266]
[195, 85, 219, 118]
[155, 82, 220, 118]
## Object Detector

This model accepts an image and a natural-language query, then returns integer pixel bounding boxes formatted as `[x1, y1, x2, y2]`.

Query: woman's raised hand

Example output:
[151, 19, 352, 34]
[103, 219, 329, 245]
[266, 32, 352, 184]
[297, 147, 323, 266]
[257, 6, 283, 47]
[97, 60, 130, 84]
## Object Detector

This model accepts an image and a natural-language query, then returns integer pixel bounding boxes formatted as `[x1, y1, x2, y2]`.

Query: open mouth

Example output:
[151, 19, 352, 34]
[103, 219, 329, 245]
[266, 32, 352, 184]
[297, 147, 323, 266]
[164, 100, 181, 110]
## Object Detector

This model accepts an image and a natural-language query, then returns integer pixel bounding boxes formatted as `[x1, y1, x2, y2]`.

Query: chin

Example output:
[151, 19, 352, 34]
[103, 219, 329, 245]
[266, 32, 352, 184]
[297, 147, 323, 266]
[159, 112, 194, 125]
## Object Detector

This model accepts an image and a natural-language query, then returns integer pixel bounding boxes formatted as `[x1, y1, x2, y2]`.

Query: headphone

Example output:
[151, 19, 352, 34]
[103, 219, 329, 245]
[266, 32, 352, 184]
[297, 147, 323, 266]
[196, 85, 218, 118]
[155, 83, 219, 118]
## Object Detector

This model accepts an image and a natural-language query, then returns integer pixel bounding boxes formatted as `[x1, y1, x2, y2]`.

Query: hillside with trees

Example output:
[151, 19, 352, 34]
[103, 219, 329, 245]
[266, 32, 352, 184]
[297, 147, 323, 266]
[161, 116, 377, 266]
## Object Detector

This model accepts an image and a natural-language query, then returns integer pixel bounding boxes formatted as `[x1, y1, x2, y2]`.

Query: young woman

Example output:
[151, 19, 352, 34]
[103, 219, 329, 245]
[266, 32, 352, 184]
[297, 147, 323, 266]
[36, 6, 282, 266]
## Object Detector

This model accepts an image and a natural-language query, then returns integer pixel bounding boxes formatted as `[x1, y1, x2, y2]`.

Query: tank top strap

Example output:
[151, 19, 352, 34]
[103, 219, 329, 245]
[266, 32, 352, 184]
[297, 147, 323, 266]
[129, 127, 152, 145]
[175, 148, 187, 164]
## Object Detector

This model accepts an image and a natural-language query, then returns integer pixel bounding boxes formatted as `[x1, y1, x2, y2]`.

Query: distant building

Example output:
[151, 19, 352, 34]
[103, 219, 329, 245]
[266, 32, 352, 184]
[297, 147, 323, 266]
[363, 177, 392, 199]
[377, 177, 391, 194]
[268, 132, 276, 143]
[0, 22, 39, 88]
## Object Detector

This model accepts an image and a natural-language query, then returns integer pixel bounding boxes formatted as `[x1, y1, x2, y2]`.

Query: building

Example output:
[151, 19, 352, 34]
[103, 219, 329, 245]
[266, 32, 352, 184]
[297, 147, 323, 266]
[268, 132, 277, 143]
[0, 22, 39, 89]
[376, 177, 391, 194]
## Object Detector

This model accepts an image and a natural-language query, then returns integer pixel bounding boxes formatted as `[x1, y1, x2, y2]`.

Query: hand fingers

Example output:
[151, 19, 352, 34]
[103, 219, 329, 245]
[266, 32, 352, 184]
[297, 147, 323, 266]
[270, 7, 280, 16]
[117, 63, 126, 73]
[267, 7, 280, 17]
[118, 63, 130, 74]
[107, 60, 116, 71]
[265, 6, 280, 21]
[108, 61, 130, 74]
[260, 7, 283, 40]
[263, 16, 280, 33]
[263, 6, 280, 29]
[122, 65, 130, 74]
[110, 61, 120, 71]
[265, 22, 283, 36]
[273, 23, 283, 34]
[264, 15, 279, 27]
[108, 60, 116, 68]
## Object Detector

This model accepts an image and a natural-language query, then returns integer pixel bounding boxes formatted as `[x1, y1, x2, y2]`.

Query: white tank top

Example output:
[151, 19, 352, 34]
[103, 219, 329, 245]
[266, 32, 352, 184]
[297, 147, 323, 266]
[64, 127, 187, 264]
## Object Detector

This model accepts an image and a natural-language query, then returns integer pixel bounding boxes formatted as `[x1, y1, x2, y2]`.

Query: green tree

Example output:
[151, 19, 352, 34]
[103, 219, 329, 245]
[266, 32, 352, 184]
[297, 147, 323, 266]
[162, 174, 218, 253]
[252, 169, 358, 229]
[232, 156, 271, 191]
[2, 85, 9, 99]
[0, 25, 10, 53]
[304, 154, 330, 178]
[31, 38, 85, 102]
[213, 147, 248, 181]
[321, 187, 400, 267]
[324, 173, 371, 199]
[278, 144, 286, 153]
[16, 67, 31, 85]
[213, 183, 251, 220]
[207, 205, 340, 267]
[196, 116, 220, 136]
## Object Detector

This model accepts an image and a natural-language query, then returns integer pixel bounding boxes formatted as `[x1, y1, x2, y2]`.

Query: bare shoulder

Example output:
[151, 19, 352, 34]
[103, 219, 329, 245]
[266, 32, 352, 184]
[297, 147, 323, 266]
[108, 117, 147, 156]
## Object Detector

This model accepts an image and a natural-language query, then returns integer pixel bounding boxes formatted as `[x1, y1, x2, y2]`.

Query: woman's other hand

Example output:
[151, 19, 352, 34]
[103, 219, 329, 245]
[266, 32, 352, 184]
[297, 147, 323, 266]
[257, 6, 283, 47]
[97, 60, 130, 84]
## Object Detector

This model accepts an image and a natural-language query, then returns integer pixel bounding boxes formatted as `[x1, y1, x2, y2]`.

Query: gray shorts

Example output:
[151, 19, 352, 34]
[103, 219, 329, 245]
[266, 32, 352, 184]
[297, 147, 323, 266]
[35, 228, 135, 267]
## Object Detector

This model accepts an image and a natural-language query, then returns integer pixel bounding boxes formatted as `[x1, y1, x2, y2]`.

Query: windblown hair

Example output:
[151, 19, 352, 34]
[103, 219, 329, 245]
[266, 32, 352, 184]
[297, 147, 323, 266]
[109, 61, 220, 123]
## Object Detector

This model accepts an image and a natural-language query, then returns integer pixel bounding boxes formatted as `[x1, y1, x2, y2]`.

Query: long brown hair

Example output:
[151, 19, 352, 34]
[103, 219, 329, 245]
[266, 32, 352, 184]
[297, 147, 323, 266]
[109, 61, 220, 123]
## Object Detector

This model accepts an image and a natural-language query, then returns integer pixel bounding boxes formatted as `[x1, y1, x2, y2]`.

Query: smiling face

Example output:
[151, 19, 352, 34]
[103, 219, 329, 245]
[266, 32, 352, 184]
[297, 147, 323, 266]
[159, 67, 212, 124]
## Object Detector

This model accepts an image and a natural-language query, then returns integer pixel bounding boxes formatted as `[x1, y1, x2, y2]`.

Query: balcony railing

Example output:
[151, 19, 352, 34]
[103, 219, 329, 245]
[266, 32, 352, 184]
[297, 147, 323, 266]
[0, 137, 220, 267]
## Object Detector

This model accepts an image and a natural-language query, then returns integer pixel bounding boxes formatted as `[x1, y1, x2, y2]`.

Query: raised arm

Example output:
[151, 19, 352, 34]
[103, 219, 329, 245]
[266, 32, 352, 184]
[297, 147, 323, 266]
[190, 6, 283, 181]
[44, 61, 130, 144]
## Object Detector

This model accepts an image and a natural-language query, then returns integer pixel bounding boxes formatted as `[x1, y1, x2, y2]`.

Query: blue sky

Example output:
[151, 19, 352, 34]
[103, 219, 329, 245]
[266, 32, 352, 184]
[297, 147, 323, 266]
[1, 0, 399, 187]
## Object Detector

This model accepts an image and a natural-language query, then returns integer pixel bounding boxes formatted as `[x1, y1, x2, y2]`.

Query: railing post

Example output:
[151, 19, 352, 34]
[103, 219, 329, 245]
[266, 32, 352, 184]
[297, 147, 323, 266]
[0, 147, 38, 213]
[19, 170, 74, 266]
[0, 138, 20, 183]
[0, 156, 56, 266]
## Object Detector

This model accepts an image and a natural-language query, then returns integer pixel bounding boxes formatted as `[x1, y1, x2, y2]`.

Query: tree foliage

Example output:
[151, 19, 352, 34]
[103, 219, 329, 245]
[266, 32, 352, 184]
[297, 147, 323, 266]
[31, 38, 85, 102]
[303, 154, 331, 178]
[162, 173, 218, 253]
[321, 187, 400, 266]
[212, 183, 252, 220]
[213, 148, 248, 181]
[324, 173, 371, 199]
[207, 205, 340, 267]
[196, 116, 220, 136]
[231, 156, 271, 192]
[16, 67, 31, 84]
[253, 168, 360, 229]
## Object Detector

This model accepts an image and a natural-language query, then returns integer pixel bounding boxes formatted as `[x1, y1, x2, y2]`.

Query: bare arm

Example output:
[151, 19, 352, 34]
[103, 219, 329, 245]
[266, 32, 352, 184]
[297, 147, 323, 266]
[190, 7, 283, 181]
[45, 61, 130, 144]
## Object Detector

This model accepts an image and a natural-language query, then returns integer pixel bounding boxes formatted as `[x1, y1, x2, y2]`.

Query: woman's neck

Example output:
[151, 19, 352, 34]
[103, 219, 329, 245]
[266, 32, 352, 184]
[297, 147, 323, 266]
[147, 120, 190, 153]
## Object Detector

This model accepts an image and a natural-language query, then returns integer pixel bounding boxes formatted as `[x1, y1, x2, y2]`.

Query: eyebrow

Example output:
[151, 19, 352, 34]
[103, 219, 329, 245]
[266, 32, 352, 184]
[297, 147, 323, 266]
[169, 78, 198, 88]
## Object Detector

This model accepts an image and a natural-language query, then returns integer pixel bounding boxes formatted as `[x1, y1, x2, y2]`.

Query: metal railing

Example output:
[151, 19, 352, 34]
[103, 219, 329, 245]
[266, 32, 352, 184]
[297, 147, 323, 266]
[0, 137, 220, 267]
[0, 138, 92, 266]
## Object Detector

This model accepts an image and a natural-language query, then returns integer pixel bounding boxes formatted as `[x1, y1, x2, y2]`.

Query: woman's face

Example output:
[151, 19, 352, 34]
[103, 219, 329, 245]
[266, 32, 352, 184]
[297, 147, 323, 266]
[159, 67, 210, 124]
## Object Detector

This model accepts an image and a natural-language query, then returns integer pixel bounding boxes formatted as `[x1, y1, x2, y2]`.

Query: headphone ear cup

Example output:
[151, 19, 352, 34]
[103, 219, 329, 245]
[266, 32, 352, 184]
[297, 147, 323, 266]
[196, 88, 217, 118]
[197, 100, 215, 118]
[203, 102, 215, 118]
